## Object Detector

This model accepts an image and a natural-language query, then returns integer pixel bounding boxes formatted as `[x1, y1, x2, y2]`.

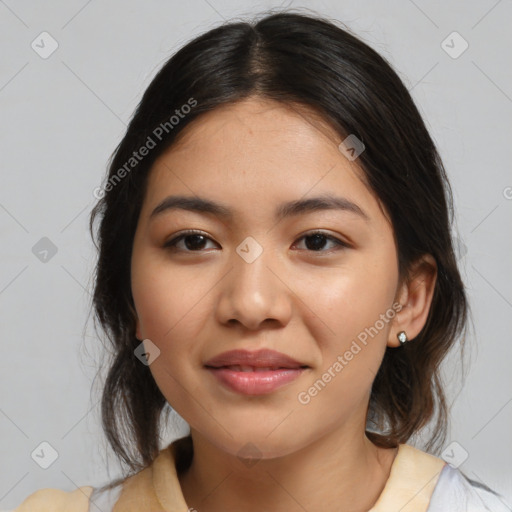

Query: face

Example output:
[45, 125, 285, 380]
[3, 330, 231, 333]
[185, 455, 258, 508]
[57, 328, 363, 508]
[130, 97, 403, 459]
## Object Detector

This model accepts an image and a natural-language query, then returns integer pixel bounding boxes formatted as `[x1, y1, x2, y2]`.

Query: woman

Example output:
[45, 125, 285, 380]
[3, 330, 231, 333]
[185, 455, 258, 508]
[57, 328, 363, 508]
[13, 10, 508, 512]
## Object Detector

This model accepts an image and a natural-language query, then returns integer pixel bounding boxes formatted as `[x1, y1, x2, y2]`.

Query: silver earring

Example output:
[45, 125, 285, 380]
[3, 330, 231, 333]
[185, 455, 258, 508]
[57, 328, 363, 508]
[397, 331, 408, 345]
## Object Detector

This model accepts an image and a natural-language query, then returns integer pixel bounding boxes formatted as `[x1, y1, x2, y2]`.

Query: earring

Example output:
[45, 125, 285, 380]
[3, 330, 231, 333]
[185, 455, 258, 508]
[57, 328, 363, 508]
[397, 331, 408, 345]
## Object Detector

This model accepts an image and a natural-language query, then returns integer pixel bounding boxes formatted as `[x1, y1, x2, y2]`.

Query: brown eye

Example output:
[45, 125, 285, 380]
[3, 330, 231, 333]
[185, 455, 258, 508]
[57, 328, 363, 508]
[164, 230, 218, 252]
[293, 231, 349, 252]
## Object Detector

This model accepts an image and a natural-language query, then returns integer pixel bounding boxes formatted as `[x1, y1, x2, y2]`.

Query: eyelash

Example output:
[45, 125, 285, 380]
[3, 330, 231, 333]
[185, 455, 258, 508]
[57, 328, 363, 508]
[163, 229, 350, 253]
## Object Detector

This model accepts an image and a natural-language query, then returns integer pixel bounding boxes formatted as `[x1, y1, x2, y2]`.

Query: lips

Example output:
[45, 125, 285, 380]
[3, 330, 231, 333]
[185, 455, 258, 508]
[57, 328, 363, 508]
[220, 365, 290, 372]
[204, 348, 307, 370]
[204, 349, 309, 395]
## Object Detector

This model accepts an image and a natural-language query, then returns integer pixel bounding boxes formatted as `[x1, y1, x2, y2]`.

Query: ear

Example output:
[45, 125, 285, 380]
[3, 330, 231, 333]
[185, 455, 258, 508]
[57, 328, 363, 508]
[387, 254, 437, 347]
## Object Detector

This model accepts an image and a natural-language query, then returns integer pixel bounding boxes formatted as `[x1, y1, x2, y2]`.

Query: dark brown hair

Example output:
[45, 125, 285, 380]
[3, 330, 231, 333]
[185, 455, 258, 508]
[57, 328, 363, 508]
[89, 9, 468, 480]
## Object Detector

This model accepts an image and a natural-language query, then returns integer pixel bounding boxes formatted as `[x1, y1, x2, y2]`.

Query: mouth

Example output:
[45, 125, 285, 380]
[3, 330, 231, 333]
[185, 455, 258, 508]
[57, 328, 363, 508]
[204, 349, 309, 395]
[204, 348, 308, 369]
[206, 364, 309, 372]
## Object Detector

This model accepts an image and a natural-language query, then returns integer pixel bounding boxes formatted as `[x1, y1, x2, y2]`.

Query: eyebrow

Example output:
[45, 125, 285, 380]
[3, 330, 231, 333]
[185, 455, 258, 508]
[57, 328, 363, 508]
[149, 194, 369, 222]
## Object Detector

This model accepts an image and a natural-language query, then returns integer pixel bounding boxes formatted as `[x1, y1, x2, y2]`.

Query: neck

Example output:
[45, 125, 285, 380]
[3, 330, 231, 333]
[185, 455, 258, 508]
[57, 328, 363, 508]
[178, 425, 397, 512]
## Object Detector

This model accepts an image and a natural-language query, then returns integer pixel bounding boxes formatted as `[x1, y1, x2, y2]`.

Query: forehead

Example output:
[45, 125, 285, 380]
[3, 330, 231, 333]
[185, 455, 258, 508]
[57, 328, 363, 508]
[141, 97, 386, 225]
[165, 98, 345, 165]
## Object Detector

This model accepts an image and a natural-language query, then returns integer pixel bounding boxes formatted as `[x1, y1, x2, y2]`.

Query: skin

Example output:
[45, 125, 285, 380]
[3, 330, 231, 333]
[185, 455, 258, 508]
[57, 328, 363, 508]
[130, 97, 437, 512]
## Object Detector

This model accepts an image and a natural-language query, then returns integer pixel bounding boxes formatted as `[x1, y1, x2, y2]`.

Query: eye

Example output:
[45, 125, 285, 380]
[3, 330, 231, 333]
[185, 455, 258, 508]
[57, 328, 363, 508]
[163, 229, 349, 253]
[163, 230, 219, 252]
[293, 230, 349, 252]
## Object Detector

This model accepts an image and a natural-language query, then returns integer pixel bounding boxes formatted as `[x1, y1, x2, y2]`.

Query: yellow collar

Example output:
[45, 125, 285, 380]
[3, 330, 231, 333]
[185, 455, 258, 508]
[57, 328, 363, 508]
[369, 443, 446, 512]
[113, 439, 446, 512]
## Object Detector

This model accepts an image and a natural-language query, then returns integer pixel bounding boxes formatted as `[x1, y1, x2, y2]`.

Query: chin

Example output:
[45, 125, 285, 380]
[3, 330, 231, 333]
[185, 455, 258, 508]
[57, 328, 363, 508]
[195, 423, 310, 462]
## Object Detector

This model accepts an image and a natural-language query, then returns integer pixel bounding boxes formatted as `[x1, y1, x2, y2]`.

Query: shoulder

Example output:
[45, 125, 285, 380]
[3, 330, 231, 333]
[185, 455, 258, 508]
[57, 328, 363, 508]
[88, 484, 123, 511]
[10, 486, 94, 512]
[9, 440, 180, 512]
[10, 483, 124, 512]
[428, 463, 510, 511]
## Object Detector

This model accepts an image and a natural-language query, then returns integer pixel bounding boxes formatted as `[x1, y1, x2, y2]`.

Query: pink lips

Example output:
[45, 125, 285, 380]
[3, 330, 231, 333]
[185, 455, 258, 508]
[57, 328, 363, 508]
[204, 349, 308, 395]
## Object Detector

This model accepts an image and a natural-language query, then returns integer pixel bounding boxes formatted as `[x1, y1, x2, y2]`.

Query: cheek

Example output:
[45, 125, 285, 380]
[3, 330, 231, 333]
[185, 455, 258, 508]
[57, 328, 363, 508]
[131, 257, 215, 405]
[294, 270, 395, 421]
[131, 253, 215, 343]
[295, 254, 398, 404]
[297, 258, 397, 345]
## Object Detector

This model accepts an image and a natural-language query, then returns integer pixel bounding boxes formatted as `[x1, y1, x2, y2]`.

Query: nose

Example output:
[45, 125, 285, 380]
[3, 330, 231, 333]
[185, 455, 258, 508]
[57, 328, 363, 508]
[215, 240, 293, 331]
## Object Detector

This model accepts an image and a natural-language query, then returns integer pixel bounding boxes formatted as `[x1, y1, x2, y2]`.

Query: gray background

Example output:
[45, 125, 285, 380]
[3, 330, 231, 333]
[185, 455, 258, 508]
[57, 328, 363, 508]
[1, 0, 511, 509]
